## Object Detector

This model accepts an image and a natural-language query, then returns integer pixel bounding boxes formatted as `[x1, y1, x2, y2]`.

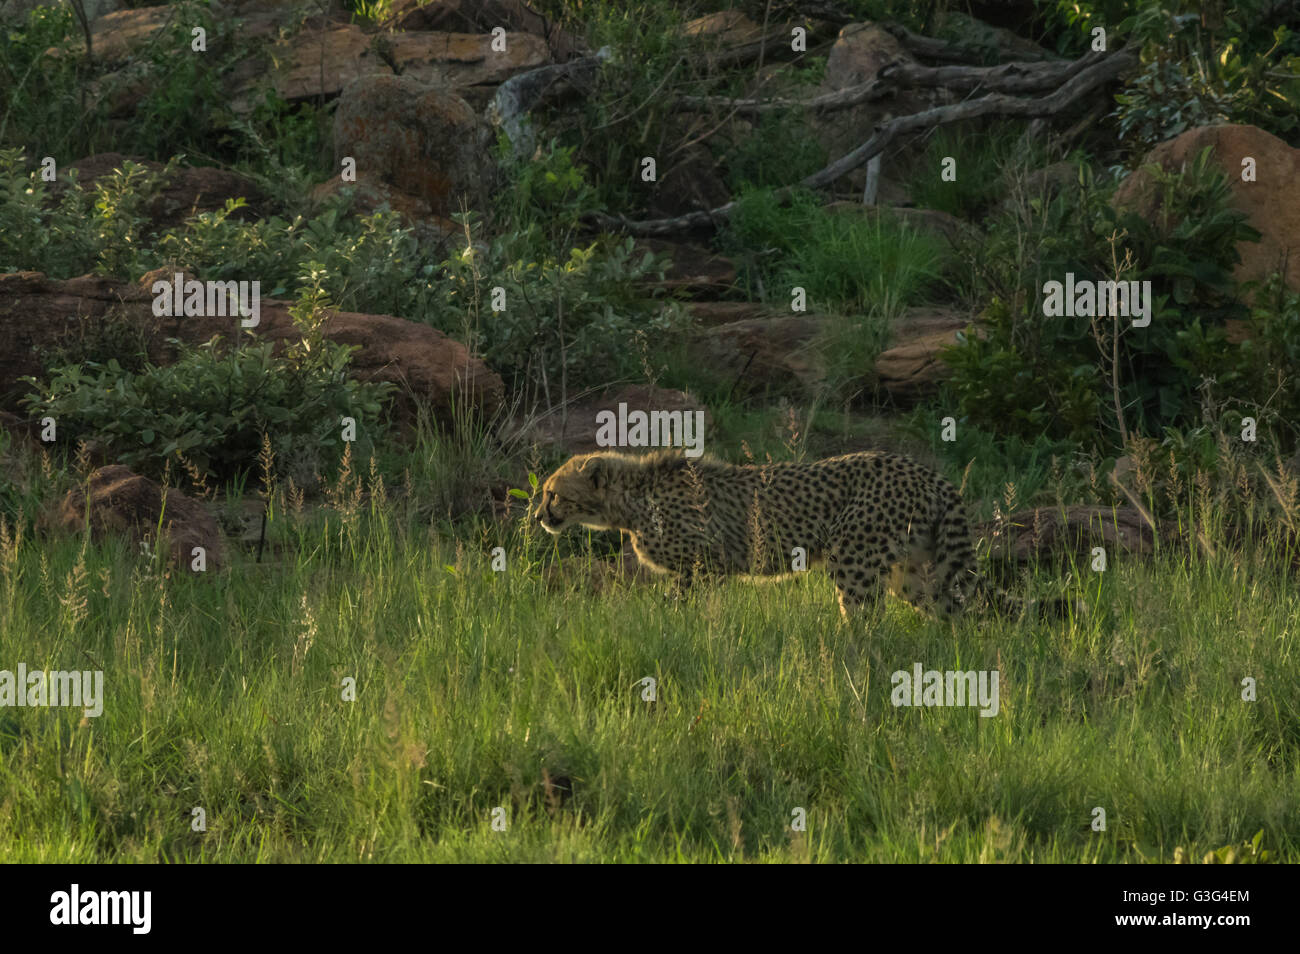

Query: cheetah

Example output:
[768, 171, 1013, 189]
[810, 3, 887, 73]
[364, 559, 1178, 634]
[535, 449, 1045, 618]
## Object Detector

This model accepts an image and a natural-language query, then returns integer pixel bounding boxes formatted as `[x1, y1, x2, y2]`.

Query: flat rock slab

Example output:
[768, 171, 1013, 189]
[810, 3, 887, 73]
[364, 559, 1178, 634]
[234, 25, 550, 106]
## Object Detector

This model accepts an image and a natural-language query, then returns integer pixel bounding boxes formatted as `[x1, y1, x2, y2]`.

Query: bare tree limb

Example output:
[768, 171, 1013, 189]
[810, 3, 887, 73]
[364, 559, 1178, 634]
[878, 49, 1105, 93]
[586, 48, 1137, 236]
[676, 48, 1109, 115]
[676, 76, 890, 114]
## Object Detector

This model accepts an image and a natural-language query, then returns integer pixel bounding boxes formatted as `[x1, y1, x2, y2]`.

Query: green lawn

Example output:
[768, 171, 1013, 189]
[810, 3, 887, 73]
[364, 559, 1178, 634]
[1, 493, 1294, 862]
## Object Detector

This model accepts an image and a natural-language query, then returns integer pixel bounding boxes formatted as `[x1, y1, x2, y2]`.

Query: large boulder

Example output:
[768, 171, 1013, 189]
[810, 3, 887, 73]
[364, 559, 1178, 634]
[0, 271, 503, 425]
[1112, 124, 1300, 294]
[326, 74, 490, 223]
[48, 465, 223, 572]
[813, 23, 946, 195]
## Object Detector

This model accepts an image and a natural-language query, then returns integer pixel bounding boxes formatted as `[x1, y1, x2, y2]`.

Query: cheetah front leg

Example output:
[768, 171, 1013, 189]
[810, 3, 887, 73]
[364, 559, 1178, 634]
[827, 533, 897, 619]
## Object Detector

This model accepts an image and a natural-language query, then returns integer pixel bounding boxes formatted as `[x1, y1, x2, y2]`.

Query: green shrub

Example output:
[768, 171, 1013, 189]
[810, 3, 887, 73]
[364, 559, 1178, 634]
[491, 136, 604, 248]
[0, 148, 174, 278]
[944, 149, 1260, 450]
[21, 287, 393, 484]
[436, 221, 683, 399]
[1111, 3, 1300, 150]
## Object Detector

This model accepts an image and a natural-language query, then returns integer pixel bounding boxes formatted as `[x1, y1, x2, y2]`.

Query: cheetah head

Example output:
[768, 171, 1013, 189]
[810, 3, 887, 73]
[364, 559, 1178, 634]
[534, 454, 614, 533]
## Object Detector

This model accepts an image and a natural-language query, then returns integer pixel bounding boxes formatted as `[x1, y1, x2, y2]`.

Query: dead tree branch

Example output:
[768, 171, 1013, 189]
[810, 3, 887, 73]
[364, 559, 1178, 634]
[676, 48, 1109, 115]
[586, 48, 1137, 236]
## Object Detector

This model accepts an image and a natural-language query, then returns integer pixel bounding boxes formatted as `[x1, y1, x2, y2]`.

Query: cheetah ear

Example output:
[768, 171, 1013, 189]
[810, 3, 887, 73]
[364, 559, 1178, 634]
[579, 456, 606, 490]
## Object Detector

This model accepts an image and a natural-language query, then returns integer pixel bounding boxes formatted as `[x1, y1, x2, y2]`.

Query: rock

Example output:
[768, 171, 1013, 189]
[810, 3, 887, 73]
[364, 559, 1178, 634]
[384, 29, 551, 88]
[518, 385, 712, 456]
[683, 10, 825, 67]
[1112, 124, 1300, 295]
[330, 74, 490, 221]
[61, 154, 267, 234]
[635, 239, 737, 298]
[822, 22, 909, 90]
[691, 312, 826, 398]
[239, 23, 550, 105]
[0, 272, 503, 426]
[385, 0, 586, 61]
[874, 307, 976, 402]
[980, 505, 1158, 565]
[683, 10, 766, 56]
[48, 466, 223, 572]
[50, 6, 174, 63]
[214, 0, 312, 41]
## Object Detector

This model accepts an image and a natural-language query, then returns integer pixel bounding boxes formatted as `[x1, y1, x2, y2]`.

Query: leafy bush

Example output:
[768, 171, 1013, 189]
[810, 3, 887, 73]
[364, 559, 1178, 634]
[491, 137, 604, 248]
[22, 288, 392, 484]
[0, 149, 174, 278]
[1111, 3, 1300, 150]
[943, 149, 1261, 450]
[437, 222, 683, 399]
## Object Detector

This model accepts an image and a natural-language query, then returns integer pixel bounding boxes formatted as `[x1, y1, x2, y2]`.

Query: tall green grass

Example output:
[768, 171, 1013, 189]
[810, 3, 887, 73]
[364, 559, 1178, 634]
[0, 443, 1294, 862]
